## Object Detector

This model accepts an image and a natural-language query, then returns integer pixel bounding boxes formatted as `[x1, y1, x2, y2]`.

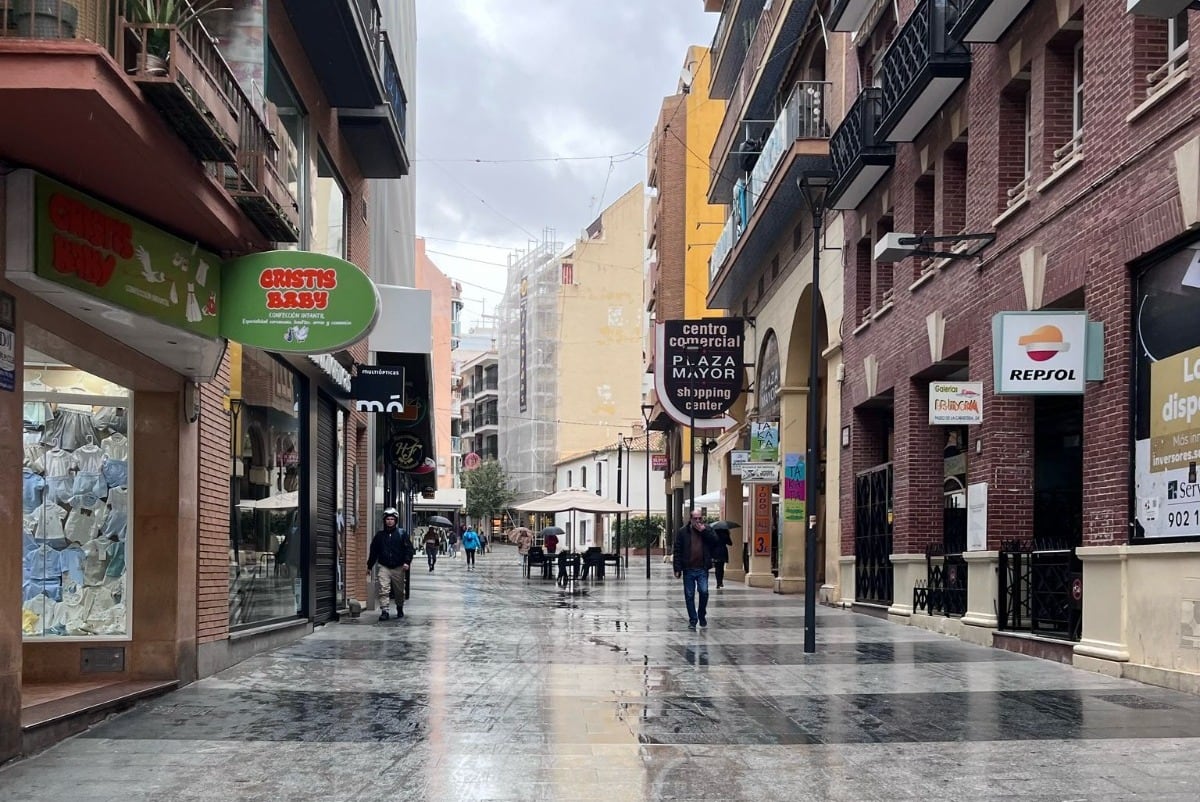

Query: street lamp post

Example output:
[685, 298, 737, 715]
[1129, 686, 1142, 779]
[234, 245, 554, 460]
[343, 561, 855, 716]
[685, 345, 700, 525]
[615, 435, 623, 562]
[623, 434, 633, 571]
[641, 403, 654, 579]
[228, 397, 244, 571]
[797, 169, 834, 654]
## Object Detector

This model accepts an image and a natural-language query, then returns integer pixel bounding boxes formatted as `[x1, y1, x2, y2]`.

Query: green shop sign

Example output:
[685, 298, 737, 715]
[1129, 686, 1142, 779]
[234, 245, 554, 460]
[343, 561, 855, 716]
[220, 251, 380, 353]
[33, 175, 221, 338]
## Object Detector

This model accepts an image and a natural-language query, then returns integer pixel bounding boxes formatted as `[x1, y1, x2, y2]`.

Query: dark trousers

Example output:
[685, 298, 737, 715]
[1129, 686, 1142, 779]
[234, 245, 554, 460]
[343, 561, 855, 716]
[714, 561, 726, 588]
[426, 549, 437, 570]
[465, 548, 476, 567]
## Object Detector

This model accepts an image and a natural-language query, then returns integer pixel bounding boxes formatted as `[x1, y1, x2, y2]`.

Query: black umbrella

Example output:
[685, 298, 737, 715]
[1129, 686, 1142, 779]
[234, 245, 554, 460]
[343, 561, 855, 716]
[711, 520, 741, 530]
[540, 526, 565, 536]
[428, 515, 454, 527]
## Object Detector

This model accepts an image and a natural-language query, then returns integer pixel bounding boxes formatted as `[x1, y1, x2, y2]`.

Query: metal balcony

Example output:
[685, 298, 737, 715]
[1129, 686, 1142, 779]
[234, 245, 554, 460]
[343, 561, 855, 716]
[876, 0, 971, 143]
[709, 0, 817, 202]
[708, 81, 831, 309]
[709, 0, 765, 100]
[828, 0, 876, 32]
[221, 98, 301, 243]
[337, 29, 409, 178]
[121, 19, 240, 163]
[949, 0, 1034, 42]
[827, 88, 895, 211]
[279, 0, 384, 108]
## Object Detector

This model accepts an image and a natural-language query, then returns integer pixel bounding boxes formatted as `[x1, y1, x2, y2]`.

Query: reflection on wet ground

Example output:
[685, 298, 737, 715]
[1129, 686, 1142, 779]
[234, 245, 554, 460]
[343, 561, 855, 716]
[5, 546, 1200, 800]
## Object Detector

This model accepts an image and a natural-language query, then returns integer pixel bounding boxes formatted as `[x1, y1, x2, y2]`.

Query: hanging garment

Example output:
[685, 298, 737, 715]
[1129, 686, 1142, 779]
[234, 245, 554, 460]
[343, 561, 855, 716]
[101, 460, 128, 490]
[23, 577, 62, 603]
[185, 283, 202, 323]
[41, 409, 99, 451]
[23, 527, 39, 556]
[22, 594, 61, 633]
[30, 503, 68, 542]
[105, 541, 126, 578]
[24, 543, 63, 580]
[43, 448, 75, 478]
[72, 443, 108, 500]
[92, 406, 124, 432]
[102, 432, 129, 461]
[23, 401, 52, 429]
[101, 487, 129, 540]
[22, 468, 46, 513]
[24, 443, 45, 473]
[59, 545, 86, 585]
[64, 508, 99, 544]
[81, 538, 108, 586]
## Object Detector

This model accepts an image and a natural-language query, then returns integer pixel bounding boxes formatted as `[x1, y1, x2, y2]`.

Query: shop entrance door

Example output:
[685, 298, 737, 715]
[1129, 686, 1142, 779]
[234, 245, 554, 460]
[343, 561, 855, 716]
[855, 463, 894, 604]
[313, 395, 338, 624]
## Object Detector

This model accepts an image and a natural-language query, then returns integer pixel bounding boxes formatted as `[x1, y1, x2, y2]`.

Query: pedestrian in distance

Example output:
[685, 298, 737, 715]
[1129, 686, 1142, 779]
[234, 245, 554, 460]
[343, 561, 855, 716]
[366, 508, 413, 620]
[672, 509, 719, 630]
[424, 527, 439, 572]
[712, 524, 733, 589]
[461, 526, 481, 571]
[447, 528, 459, 558]
[543, 531, 559, 554]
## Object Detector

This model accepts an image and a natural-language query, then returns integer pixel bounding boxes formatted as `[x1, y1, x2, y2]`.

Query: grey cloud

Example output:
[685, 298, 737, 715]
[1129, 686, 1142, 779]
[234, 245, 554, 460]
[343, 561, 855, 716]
[416, 0, 714, 249]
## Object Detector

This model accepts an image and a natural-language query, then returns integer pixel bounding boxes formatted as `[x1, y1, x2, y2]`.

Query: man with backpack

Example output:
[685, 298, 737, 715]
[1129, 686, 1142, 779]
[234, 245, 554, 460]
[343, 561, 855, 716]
[366, 508, 414, 620]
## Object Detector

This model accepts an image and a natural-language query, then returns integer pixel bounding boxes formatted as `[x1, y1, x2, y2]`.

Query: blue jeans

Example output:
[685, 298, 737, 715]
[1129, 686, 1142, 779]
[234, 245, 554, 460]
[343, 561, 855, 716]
[682, 568, 710, 625]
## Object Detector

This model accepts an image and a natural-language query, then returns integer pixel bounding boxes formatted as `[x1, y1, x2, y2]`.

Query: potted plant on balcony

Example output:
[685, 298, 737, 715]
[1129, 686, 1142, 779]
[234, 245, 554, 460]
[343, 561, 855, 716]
[126, 0, 228, 75]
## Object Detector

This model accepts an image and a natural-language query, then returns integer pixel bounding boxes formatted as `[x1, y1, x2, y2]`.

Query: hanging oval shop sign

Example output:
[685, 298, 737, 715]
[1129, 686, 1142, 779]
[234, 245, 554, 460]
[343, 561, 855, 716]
[219, 251, 381, 354]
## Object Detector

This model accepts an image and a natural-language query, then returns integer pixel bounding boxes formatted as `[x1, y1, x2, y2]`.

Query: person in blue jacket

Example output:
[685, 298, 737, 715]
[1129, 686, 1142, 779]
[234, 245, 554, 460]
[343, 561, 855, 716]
[461, 526, 482, 572]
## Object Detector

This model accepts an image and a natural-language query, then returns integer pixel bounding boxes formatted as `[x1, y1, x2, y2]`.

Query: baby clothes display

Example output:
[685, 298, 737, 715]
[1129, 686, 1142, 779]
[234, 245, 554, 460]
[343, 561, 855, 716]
[19, 388, 131, 638]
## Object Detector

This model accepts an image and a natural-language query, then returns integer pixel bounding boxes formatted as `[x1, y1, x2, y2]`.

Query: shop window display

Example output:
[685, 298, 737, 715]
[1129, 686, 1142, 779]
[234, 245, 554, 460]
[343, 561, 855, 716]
[21, 348, 130, 638]
[229, 347, 305, 627]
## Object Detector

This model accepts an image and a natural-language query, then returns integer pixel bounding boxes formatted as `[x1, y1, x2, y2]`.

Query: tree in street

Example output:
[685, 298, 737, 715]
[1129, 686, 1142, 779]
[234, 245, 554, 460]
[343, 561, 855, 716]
[613, 515, 666, 550]
[462, 459, 514, 538]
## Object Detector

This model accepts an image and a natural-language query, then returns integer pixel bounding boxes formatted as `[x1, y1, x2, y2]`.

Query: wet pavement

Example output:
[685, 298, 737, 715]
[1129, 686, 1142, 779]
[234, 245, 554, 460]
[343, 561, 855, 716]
[5, 547, 1200, 800]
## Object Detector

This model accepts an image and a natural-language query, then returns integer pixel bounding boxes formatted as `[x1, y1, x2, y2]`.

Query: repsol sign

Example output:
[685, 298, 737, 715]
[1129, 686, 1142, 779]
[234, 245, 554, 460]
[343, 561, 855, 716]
[1007, 368, 1077, 382]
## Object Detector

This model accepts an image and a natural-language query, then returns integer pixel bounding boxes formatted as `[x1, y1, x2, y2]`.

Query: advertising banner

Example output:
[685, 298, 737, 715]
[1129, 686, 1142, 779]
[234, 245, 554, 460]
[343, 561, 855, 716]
[654, 318, 745, 428]
[1134, 248, 1200, 539]
[929, 381, 984, 425]
[352, 365, 406, 412]
[753, 483, 772, 557]
[32, 174, 221, 338]
[651, 454, 668, 471]
[221, 251, 380, 353]
[783, 453, 806, 523]
[967, 482, 988, 551]
[730, 449, 750, 476]
[750, 421, 779, 462]
[993, 312, 1088, 395]
[740, 462, 780, 484]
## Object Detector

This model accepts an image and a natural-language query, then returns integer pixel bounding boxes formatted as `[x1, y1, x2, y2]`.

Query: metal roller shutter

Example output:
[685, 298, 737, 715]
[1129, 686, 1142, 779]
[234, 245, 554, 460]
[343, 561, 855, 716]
[314, 395, 338, 624]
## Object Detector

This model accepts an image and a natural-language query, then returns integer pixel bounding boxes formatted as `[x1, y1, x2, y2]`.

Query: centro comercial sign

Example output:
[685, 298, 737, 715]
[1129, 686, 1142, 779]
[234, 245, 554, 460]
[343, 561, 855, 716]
[654, 318, 745, 428]
[993, 312, 1089, 395]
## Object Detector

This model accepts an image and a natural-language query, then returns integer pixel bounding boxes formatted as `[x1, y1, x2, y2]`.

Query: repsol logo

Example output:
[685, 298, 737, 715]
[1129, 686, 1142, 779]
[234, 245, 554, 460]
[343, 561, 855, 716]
[1008, 369, 1077, 382]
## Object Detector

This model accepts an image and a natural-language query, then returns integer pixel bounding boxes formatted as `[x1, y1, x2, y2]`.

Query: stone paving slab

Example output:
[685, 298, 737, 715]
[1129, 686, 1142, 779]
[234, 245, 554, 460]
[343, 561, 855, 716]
[5, 546, 1200, 800]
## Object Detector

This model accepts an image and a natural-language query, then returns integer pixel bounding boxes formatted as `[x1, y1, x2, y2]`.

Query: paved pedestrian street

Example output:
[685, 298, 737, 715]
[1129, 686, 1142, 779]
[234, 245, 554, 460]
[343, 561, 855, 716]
[5, 548, 1200, 801]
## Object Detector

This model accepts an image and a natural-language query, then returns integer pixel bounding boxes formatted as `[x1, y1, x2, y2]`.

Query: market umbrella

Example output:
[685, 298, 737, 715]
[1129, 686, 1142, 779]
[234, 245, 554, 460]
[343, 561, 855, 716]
[514, 488, 631, 514]
[711, 520, 741, 530]
[428, 515, 454, 527]
[238, 491, 299, 510]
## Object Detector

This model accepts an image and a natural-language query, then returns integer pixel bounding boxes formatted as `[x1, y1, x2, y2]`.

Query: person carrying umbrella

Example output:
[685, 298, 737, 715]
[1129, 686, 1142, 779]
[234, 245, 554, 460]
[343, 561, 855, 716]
[711, 522, 737, 589]
[366, 507, 413, 620]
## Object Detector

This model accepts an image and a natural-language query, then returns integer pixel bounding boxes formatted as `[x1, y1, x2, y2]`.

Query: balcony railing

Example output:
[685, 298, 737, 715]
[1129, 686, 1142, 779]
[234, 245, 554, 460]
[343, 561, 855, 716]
[877, 0, 971, 143]
[709, 214, 737, 282]
[828, 87, 896, 210]
[1, 0, 117, 47]
[221, 96, 301, 243]
[121, 19, 240, 163]
[749, 80, 831, 204]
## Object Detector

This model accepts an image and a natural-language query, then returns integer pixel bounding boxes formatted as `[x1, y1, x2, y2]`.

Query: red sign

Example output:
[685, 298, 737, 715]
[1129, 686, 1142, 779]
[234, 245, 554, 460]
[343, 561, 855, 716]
[651, 453, 668, 471]
[753, 484, 772, 556]
[463, 452, 481, 470]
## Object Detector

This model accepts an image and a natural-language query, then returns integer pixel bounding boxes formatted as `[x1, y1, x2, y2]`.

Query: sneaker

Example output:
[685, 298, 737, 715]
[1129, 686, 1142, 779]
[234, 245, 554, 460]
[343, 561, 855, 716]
[699, 617, 708, 629]
[397, 609, 404, 618]
[687, 622, 697, 630]
[379, 609, 390, 621]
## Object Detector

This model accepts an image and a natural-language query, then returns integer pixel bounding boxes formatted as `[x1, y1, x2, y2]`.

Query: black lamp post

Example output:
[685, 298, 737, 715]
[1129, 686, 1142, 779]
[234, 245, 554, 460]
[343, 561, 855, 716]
[797, 168, 834, 655]
[641, 403, 654, 579]
[622, 434, 634, 571]
[685, 345, 700, 524]
[228, 397, 244, 572]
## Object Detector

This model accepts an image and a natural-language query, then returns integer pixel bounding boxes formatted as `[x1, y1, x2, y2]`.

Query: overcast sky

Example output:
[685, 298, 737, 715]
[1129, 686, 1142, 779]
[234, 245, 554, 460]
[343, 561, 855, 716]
[415, 1, 715, 330]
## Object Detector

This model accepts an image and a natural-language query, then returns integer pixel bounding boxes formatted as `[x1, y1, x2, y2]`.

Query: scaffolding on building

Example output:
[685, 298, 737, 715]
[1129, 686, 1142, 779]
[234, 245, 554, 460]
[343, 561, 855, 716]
[497, 229, 563, 503]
